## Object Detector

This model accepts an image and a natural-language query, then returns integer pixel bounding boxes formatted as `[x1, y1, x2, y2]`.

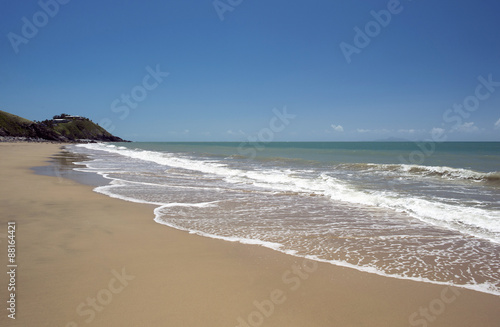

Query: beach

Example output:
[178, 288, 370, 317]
[1, 142, 499, 327]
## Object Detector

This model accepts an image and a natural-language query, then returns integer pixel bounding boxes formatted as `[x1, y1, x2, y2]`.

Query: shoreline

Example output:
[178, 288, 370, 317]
[67, 142, 500, 297]
[31, 146, 111, 187]
[40, 144, 500, 296]
[1, 142, 499, 326]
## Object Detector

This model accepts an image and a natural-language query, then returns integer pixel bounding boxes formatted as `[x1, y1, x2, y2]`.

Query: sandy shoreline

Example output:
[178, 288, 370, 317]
[0, 143, 499, 326]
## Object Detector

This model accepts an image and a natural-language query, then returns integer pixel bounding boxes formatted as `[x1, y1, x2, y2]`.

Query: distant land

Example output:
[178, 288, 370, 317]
[0, 110, 129, 143]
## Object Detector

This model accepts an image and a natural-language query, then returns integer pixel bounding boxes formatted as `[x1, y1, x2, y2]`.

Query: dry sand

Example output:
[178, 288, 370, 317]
[0, 142, 499, 326]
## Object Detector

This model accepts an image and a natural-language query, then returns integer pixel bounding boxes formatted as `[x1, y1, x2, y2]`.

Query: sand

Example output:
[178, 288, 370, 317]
[0, 142, 499, 327]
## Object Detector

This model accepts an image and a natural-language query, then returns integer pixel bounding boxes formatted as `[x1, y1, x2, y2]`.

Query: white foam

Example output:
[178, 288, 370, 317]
[94, 183, 166, 206]
[70, 143, 500, 296]
[303, 255, 500, 296]
[153, 206, 284, 251]
[364, 162, 497, 182]
[75, 143, 500, 244]
[153, 205, 500, 296]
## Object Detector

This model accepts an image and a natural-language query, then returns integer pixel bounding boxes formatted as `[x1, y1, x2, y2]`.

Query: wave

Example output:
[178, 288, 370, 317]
[75, 143, 500, 244]
[72, 143, 500, 296]
[336, 162, 500, 183]
[153, 207, 500, 296]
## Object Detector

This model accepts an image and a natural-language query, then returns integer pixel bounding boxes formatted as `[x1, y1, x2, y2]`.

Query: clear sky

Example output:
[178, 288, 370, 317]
[1, 0, 500, 141]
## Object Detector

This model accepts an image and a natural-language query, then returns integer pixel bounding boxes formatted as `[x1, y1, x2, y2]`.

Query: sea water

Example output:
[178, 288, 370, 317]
[69, 142, 500, 295]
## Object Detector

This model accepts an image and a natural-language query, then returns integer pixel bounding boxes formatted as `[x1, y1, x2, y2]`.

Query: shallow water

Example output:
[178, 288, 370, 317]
[69, 142, 500, 295]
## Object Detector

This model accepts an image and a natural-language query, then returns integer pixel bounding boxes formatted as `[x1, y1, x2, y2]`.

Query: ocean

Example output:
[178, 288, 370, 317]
[68, 142, 500, 296]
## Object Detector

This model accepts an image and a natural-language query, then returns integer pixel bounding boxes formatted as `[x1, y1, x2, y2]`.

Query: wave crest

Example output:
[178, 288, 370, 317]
[337, 162, 499, 183]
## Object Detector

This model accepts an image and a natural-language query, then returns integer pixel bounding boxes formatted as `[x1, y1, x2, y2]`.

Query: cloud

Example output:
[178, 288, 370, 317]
[356, 128, 390, 133]
[397, 129, 427, 134]
[454, 122, 479, 133]
[331, 124, 344, 132]
[431, 127, 446, 135]
[495, 118, 500, 129]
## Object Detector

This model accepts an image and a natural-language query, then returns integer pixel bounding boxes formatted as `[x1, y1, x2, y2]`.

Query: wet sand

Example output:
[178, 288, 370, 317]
[0, 142, 499, 326]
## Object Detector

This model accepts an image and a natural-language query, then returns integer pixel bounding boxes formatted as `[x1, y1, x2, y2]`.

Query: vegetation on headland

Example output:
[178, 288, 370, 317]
[0, 110, 129, 143]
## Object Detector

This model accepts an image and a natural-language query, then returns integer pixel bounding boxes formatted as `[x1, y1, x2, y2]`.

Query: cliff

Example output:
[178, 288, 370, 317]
[0, 111, 129, 143]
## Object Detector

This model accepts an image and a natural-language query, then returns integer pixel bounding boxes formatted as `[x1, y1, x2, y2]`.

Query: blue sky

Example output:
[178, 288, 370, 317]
[1, 0, 500, 141]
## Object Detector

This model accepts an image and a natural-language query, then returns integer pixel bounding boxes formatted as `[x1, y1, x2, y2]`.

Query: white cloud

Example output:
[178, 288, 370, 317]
[431, 127, 446, 135]
[331, 124, 344, 132]
[398, 129, 415, 134]
[495, 118, 500, 129]
[454, 122, 479, 133]
[356, 128, 390, 133]
[398, 129, 427, 134]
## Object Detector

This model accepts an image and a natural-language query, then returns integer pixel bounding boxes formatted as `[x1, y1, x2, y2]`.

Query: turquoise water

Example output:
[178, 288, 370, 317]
[130, 141, 500, 172]
[70, 142, 500, 295]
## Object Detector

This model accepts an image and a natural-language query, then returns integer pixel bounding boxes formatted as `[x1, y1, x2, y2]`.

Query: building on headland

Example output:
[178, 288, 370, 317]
[65, 115, 84, 120]
[52, 115, 85, 124]
[53, 119, 70, 124]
